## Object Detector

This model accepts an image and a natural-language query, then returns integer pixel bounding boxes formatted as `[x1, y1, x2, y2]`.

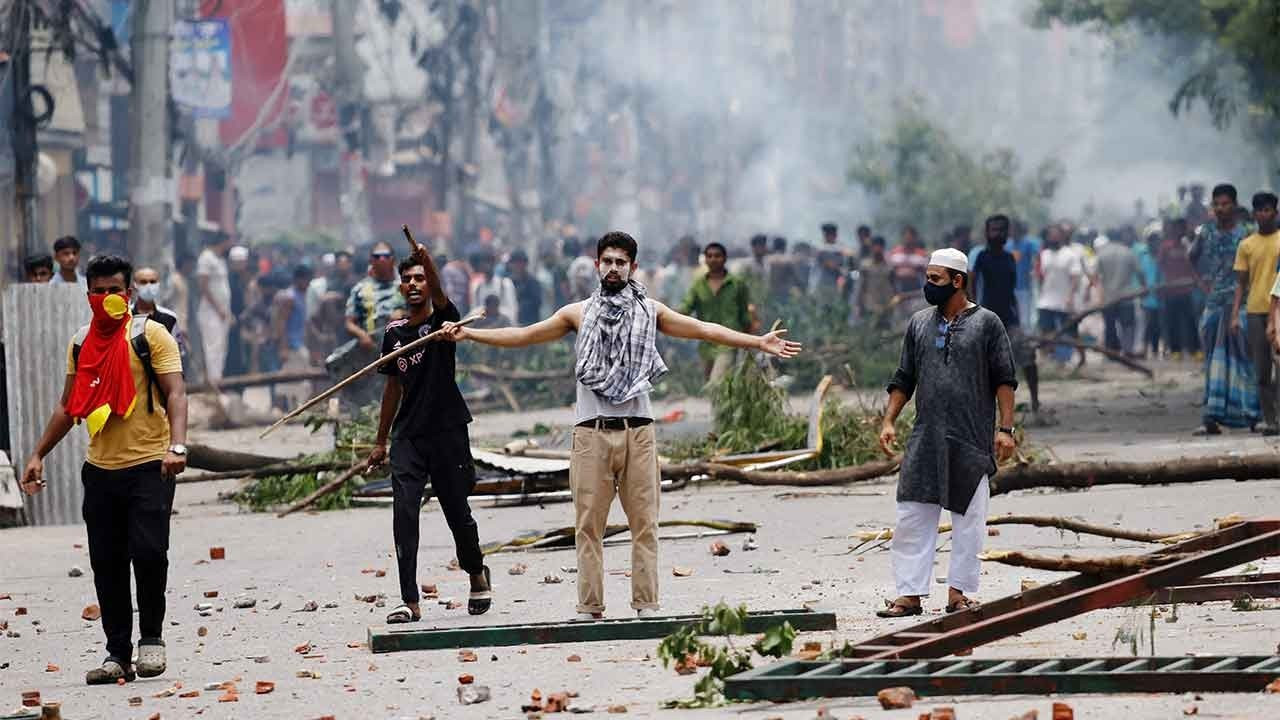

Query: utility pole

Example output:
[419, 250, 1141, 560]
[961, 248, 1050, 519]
[332, 0, 370, 249]
[128, 0, 173, 269]
[9, 0, 39, 261]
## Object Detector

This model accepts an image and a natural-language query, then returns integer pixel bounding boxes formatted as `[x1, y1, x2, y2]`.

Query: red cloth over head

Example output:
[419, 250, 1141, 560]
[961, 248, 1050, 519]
[66, 293, 137, 437]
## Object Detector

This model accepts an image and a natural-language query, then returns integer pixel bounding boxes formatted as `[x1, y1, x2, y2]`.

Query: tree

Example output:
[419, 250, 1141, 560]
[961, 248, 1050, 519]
[847, 101, 1063, 238]
[1032, 0, 1280, 175]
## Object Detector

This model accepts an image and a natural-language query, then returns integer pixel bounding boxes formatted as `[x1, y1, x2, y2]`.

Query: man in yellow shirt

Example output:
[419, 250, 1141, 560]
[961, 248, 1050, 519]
[21, 255, 188, 685]
[1232, 191, 1280, 434]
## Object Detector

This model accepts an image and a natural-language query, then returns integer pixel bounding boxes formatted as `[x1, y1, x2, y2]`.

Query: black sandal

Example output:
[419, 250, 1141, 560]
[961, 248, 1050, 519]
[875, 598, 923, 618]
[468, 565, 493, 616]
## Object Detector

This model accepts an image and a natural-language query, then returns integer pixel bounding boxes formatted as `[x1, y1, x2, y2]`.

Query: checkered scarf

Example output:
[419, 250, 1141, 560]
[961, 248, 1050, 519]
[575, 280, 667, 404]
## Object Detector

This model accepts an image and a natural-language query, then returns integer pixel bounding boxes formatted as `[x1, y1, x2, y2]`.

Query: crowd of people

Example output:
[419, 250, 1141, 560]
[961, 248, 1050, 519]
[16, 179, 1280, 432]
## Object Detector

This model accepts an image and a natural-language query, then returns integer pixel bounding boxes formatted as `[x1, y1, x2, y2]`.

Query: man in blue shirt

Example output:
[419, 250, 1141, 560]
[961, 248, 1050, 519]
[1009, 221, 1040, 329]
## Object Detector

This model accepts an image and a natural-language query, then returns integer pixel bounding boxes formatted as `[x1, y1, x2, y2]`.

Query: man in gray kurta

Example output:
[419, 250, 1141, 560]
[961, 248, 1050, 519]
[877, 248, 1018, 618]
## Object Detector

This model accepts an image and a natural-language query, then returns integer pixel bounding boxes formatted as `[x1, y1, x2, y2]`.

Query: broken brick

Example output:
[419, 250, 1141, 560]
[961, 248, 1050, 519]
[1051, 703, 1073, 720]
[987, 528, 1001, 536]
[421, 583, 438, 596]
[128, 696, 142, 707]
[607, 705, 627, 714]
[203, 591, 218, 598]
[458, 649, 478, 662]
[458, 673, 474, 684]
[81, 604, 101, 621]
[294, 642, 312, 654]
[877, 686, 916, 710]
[197, 626, 208, 637]
[709, 540, 730, 556]
[930, 707, 956, 720]
[209, 547, 225, 560]
[45, 663, 59, 672]
[148, 714, 160, 720]
[178, 691, 200, 698]
[1009, 711, 1037, 720]
[217, 691, 238, 703]
[1266, 678, 1280, 694]
[545, 691, 570, 712]
[20, 691, 40, 707]
[255, 681, 274, 695]
[566, 654, 581, 662]
[672, 566, 693, 577]
[674, 653, 698, 675]
[14, 607, 27, 616]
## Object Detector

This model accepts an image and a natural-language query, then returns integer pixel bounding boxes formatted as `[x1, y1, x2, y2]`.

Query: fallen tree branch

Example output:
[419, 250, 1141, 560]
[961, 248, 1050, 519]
[177, 461, 356, 484]
[660, 458, 901, 486]
[186, 368, 330, 394]
[277, 459, 371, 518]
[482, 519, 757, 554]
[187, 444, 293, 472]
[990, 453, 1280, 495]
[850, 514, 1199, 545]
[1026, 334, 1153, 376]
[1045, 279, 1196, 344]
[979, 550, 1191, 574]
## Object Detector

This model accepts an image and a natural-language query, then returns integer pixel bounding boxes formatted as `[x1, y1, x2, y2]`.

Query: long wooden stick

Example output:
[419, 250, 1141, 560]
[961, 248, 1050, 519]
[1027, 334, 1153, 376]
[259, 309, 484, 438]
[1044, 279, 1196, 344]
[979, 550, 1191, 574]
[850, 515, 1198, 545]
[276, 459, 371, 518]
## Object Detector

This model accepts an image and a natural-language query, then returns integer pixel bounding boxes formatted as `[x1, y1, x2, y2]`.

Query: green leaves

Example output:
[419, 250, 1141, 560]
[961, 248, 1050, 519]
[656, 602, 794, 708]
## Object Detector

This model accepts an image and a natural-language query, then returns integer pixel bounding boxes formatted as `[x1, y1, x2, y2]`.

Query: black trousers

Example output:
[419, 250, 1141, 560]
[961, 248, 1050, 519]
[1102, 303, 1136, 352]
[82, 460, 174, 662]
[389, 426, 483, 604]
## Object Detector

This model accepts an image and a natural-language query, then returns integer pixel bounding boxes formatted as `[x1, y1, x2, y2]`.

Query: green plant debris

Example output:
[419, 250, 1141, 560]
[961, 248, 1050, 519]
[656, 602, 796, 709]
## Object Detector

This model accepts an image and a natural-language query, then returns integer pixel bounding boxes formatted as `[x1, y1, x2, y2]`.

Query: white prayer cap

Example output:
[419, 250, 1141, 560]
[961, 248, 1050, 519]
[928, 248, 968, 274]
[228, 245, 249, 261]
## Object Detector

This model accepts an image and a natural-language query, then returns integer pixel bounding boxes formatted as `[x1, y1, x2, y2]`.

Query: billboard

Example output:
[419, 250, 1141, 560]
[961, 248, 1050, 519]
[170, 18, 232, 118]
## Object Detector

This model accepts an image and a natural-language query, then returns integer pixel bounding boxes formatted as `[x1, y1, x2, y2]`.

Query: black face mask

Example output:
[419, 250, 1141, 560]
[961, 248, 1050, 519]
[923, 280, 958, 306]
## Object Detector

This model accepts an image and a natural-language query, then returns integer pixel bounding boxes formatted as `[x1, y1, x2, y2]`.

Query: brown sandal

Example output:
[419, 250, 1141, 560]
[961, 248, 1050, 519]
[875, 599, 923, 618]
[945, 597, 980, 613]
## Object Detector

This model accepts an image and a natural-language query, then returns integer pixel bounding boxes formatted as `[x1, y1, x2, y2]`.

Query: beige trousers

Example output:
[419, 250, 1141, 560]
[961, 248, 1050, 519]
[569, 423, 661, 613]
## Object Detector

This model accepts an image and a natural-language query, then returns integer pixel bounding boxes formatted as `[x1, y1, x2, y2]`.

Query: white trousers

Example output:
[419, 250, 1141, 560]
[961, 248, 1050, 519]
[892, 475, 989, 597]
[197, 308, 229, 382]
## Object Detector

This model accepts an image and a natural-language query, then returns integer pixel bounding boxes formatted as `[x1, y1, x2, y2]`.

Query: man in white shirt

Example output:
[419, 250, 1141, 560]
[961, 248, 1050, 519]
[1035, 225, 1083, 364]
[196, 234, 234, 382]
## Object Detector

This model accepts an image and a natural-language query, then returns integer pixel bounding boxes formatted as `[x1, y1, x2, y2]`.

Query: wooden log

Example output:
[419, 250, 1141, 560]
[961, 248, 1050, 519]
[187, 443, 293, 472]
[1026, 334, 1153, 376]
[659, 458, 901, 486]
[177, 461, 355, 484]
[850, 514, 1198, 545]
[276, 459, 371, 518]
[990, 453, 1280, 495]
[186, 368, 330, 394]
[979, 550, 1191, 574]
[1044, 279, 1196, 344]
[482, 519, 758, 554]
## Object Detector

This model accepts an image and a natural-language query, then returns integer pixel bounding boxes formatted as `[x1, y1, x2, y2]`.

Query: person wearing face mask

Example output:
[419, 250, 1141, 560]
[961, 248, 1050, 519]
[443, 231, 802, 620]
[875, 248, 1017, 619]
[21, 255, 187, 685]
[132, 267, 188, 366]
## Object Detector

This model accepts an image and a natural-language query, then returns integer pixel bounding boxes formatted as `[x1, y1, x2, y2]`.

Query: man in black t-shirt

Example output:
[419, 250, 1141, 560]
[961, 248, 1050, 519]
[368, 250, 491, 623]
[972, 215, 1041, 416]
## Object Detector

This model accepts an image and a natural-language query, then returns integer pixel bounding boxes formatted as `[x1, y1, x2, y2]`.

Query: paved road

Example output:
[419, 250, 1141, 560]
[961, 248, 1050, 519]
[2, 361, 1279, 719]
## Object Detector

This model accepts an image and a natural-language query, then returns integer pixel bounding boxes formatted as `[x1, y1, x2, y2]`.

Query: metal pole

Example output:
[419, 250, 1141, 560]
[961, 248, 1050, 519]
[332, 0, 370, 248]
[9, 0, 39, 260]
[127, 0, 173, 269]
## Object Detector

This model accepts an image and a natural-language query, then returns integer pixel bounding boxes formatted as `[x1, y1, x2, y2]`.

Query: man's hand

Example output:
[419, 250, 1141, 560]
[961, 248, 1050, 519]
[878, 422, 897, 458]
[368, 443, 388, 468]
[21, 456, 45, 495]
[1230, 313, 1242, 335]
[161, 451, 187, 479]
[995, 430, 1016, 464]
[757, 329, 802, 358]
[440, 322, 470, 343]
[357, 329, 376, 351]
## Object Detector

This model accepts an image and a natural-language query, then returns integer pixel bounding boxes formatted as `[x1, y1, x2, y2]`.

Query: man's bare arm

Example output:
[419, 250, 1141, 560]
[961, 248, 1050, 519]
[31, 375, 76, 460]
[155, 372, 188, 446]
[996, 384, 1015, 429]
[411, 245, 448, 309]
[653, 301, 801, 357]
[449, 304, 580, 348]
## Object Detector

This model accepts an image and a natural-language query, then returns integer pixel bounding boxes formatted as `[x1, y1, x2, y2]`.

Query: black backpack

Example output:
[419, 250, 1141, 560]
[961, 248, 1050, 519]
[71, 315, 167, 413]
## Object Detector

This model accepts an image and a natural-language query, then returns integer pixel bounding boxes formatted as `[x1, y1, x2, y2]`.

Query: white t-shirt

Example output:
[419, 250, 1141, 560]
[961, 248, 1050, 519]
[196, 248, 231, 314]
[1037, 245, 1084, 312]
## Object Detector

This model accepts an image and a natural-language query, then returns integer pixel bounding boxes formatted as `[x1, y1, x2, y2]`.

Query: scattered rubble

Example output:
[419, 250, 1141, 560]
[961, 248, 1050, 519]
[709, 540, 730, 556]
[509, 563, 528, 575]
[67, 566, 83, 577]
[456, 684, 490, 704]
[876, 686, 916, 709]
[458, 649, 478, 662]
[672, 566, 694, 577]
[233, 596, 257, 609]
[81, 604, 101, 621]
[209, 547, 225, 560]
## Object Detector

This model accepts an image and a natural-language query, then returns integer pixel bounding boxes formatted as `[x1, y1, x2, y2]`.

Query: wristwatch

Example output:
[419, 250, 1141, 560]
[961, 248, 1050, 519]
[169, 444, 188, 456]
[997, 427, 1015, 435]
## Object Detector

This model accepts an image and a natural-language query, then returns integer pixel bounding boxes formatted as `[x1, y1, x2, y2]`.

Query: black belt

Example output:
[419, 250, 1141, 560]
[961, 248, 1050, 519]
[575, 416, 654, 431]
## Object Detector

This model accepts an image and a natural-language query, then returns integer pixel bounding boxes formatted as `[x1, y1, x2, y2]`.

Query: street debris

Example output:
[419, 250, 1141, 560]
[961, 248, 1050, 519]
[421, 584, 439, 597]
[233, 595, 257, 609]
[1052, 703, 1074, 720]
[508, 563, 528, 575]
[254, 681, 274, 694]
[484, 520, 758, 553]
[298, 601, 318, 612]
[541, 575, 564, 584]
[81, 604, 100, 621]
[458, 649, 478, 662]
[709, 540, 730, 556]
[876, 686, 916, 709]
[456, 684, 491, 704]
[209, 547, 225, 560]
[203, 590, 218, 598]
[672, 566, 694, 577]
[567, 654, 581, 662]
[742, 535, 759, 551]
[979, 550, 1176, 573]
[67, 566, 83, 577]
[458, 673, 474, 684]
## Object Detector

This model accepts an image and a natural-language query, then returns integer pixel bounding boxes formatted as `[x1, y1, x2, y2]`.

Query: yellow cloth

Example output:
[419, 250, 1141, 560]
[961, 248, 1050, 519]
[66, 319, 182, 469]
[1233, 231, 1280, 313]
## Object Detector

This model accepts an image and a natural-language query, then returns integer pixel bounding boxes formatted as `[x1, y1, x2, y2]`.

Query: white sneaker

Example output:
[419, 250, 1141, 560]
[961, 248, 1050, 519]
[136, 642, 166, 678]
[576, 611, 603, 620]
[636, 608, 658, 618]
